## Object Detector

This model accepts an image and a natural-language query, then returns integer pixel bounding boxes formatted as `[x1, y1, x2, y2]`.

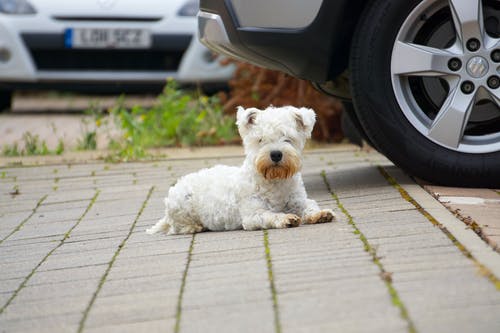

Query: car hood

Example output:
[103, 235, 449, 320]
[30, 0, 189, 18]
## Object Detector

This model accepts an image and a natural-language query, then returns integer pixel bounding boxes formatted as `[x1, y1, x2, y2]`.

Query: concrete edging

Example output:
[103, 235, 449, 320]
[387, 167, 500, 280]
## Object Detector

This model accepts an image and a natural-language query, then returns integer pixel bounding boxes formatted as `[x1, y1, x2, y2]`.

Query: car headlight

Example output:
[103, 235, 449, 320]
[177, 0, 199, 17]
[0, 0, 36, 15]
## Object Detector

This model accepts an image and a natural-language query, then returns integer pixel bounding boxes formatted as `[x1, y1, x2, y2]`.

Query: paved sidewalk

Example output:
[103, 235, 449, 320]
[423, 185, 500, 251]
[1, 146, 499, 333]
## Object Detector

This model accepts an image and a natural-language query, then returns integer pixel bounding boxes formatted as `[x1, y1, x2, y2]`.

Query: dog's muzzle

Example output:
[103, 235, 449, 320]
[256, 148, 301, 180]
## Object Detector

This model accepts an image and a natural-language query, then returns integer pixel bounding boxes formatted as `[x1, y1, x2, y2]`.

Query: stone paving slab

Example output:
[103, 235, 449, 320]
[425, 186, 500, 250]
[1, 146, 500, 333]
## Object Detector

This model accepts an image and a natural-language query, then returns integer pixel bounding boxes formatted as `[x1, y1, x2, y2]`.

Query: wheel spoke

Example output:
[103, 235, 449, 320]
[486, 87, 500, 106]
[483, 30, 499, 50]
[449, 0, 485, 49]
[428, 83, 476, 148]
[392, 41, 457, 76]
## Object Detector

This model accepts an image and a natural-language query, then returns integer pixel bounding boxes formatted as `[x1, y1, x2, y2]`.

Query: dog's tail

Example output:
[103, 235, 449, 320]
[146, 216, 171, 234]
[146, 198, 171, 234]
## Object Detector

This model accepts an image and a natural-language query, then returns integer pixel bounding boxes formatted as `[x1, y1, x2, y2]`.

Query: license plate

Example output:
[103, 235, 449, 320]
[64, 28, 151, 49]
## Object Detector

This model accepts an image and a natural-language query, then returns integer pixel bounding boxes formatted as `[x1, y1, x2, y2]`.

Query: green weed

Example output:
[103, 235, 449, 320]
[2, 132, 64, 156]
[77, 131, 97, 151]
[9, 185, 20, 196]
[77, 103, 103, 151]
[55, 140, 65, 155]
[23, 132, 48, 155]
[105, 80, 238, 161]
[3, 143, 20, 156]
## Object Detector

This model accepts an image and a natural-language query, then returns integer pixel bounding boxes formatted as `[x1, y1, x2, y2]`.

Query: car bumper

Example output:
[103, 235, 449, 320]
[198, 0, 367, 82]
[198, 11, 285, 72]
[0, 13, 234, 86]
[198, 9, 300, 78]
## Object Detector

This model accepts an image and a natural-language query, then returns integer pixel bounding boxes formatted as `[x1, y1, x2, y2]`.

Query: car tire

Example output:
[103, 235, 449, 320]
[0, 90, 12, 112]
[350, 0, 500, 187]
[341, 101, 377, 148]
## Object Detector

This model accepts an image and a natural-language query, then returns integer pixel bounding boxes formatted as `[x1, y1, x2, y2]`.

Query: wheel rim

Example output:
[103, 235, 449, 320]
[391, 0, 500, 153]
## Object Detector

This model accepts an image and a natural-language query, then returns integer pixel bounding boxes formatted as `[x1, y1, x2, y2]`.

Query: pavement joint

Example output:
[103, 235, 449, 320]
[377, 166, 500, 291]
[36, 263, 109, 275]
[174, 234, 195, 333]
[77, 186, 154, 333]
[321, 171, 417, 333]
[0, 190, 99, 314]
[0, 194, 48, 244]
[263, 229, 281, 333]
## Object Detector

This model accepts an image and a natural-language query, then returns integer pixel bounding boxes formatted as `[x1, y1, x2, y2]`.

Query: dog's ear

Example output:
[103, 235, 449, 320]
[293, 107, 316, 138]
[236, 106, 260, 136]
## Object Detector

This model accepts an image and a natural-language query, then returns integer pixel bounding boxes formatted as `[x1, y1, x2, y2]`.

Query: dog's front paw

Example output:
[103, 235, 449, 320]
[305, 209, 336, 224]
[277, 214, 301, 228]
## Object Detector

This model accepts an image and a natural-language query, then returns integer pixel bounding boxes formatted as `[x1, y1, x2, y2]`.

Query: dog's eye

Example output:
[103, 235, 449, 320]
[284, 138, 292, 144]
[258, 138, 263, 144]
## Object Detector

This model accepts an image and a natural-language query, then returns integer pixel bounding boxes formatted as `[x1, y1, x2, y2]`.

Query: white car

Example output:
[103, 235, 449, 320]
[0, 0, 234, 110]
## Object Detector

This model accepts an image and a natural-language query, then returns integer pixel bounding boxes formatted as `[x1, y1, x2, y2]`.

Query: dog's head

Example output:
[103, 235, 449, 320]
[236, 106, 316, 181]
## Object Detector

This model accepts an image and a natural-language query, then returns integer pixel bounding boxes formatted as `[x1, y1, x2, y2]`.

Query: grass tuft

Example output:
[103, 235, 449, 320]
[2, 132, 64, 156]
[104, 80, 238, 161]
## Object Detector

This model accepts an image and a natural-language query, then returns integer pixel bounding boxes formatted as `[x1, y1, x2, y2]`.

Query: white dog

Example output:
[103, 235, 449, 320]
[147, 106, 335, 235]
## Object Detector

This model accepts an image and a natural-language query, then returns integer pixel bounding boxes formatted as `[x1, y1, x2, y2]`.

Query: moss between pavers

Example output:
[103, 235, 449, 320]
[321, 171, 417, 333]
[263, 229, 282, 333]
[174, 233, 195, 333]
[78, 186, 154, 333]
[0, 190, 99, 314]
[377, 166, 500, 291]
[0, 194, 48, 244]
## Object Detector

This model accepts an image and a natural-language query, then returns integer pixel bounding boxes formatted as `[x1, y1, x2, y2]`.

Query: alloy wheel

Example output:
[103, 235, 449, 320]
[391, 0, 500, 153]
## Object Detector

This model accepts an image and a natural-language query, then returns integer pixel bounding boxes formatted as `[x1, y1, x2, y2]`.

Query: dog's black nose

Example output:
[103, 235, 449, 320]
[270, 150, 283, 163]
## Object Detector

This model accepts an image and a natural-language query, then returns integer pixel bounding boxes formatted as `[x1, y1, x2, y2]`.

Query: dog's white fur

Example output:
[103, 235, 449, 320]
[147, 106, 335, 235]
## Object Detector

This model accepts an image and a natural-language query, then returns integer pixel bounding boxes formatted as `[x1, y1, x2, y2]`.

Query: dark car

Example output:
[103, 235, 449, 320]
[198, 0, 500, 187]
